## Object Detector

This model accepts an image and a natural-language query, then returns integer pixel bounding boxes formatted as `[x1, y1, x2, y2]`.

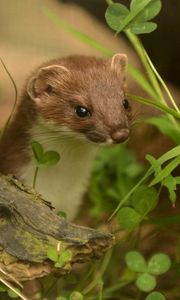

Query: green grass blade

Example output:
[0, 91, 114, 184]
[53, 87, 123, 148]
[128, 65, 157, 99]
[127, 93, 180, 120]
[43, 6, 113, 57]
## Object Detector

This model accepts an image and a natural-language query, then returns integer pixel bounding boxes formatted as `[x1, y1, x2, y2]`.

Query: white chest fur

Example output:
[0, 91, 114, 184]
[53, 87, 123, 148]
[20, 121, 98, 220]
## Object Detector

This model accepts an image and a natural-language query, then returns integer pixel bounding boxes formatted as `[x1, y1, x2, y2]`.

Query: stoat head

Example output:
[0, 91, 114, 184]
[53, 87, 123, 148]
[27, 54, 132, 145]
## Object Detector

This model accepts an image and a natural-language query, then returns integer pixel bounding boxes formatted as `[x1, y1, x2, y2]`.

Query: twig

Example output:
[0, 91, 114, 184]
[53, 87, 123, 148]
[0, 266, 23, 288]
[0, 277, 29, 300]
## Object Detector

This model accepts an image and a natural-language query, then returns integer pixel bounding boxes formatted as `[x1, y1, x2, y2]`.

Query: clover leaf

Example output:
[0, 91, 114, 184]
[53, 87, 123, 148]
[31, 141, 60, 168]
[145, 291, 166, 300]
[125, 251, 147, 272]
[105, 0, 162, 34]
[148, 253, 171, 275]
[136, 273, 157, 292]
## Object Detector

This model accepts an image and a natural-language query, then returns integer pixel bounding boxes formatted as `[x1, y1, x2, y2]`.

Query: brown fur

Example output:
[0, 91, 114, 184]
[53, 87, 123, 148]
[0, 55, 132, 175]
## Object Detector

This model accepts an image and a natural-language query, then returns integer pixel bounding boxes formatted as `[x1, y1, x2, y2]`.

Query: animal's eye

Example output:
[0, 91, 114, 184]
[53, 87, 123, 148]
[75, 106, 91, 118]
[123, 98, 129, 110]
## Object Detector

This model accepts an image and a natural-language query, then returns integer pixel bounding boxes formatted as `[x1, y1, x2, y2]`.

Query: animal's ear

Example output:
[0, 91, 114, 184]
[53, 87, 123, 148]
[27, 65, 70, 102]
[111, 53, 128, 82]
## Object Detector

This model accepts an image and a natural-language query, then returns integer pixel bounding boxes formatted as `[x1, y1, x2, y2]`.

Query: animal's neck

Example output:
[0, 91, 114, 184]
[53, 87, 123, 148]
[19, 119, 98, 220]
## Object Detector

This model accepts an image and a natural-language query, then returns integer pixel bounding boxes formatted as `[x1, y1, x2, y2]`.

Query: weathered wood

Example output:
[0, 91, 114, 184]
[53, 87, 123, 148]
[0, 175, 114, 281]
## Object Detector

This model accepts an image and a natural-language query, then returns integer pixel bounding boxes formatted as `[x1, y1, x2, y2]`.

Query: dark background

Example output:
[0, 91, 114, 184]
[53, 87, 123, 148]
[60, 0, 180, 87]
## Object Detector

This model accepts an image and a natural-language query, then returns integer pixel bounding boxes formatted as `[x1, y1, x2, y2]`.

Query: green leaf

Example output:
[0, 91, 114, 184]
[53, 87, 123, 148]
[130, 0, 162, 22]
[175, 176, 180, 184]
[105, 3, 129, 31]
[117, 207, 141, 230]
[163, 175, 177, 204]
[158, 146, 180, 164]
[131, 186, 158, 215]
[146, 115, 180, 145]
[125, 251, 147, 272]
[56, 297, 67, 300]
[47, 246, 58, 262]
[31, 141, 60, 168]
[40, 151, 60, 167]
[69, 291, 84, 300]
[136, 273, 157, 292]
[150, 156, 180, 186]
[56, 250, 72, 268]
[145, 291, 166, 300]
[31, 141, 44, 162]
[148, 253, 171, 275]
[146, 154, 161, 176]
[130, 21, 157, 34]
[7, 288, 19, 298]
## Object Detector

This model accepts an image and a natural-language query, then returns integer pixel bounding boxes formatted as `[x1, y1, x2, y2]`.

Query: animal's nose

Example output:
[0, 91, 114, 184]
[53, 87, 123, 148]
[111, 128, 130, 144]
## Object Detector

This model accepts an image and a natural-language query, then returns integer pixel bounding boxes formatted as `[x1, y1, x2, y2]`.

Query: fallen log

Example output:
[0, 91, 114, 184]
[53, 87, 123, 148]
[0, 175, 114, 282]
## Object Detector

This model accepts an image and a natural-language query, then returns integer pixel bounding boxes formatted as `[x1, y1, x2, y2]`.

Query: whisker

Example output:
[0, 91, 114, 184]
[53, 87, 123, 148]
[31, 129, 75, 137]
[31, 131, 78, 140]
[30, 130, 88, 146]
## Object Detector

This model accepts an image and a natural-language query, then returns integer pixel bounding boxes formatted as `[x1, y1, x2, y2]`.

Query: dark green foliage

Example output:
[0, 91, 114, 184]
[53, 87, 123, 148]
[89, 144, 145, 217]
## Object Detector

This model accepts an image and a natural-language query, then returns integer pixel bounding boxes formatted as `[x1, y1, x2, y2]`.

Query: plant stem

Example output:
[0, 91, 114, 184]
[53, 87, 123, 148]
[108, 169, 152, 221]
[98, 281, 103, 300]
[102, 279, 134, 295]
[33, 166, 39, 189]
[76, 264, 98, 291]
[144, 50, 180, 113]
[82, 249, 113, 295]
[125, 30, 180, 128]
[125, 30, 163, 100]
[0, 57, 18, 139]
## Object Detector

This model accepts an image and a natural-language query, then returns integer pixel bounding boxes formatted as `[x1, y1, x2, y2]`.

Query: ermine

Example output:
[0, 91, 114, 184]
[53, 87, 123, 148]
[0, 54, 132, 220]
